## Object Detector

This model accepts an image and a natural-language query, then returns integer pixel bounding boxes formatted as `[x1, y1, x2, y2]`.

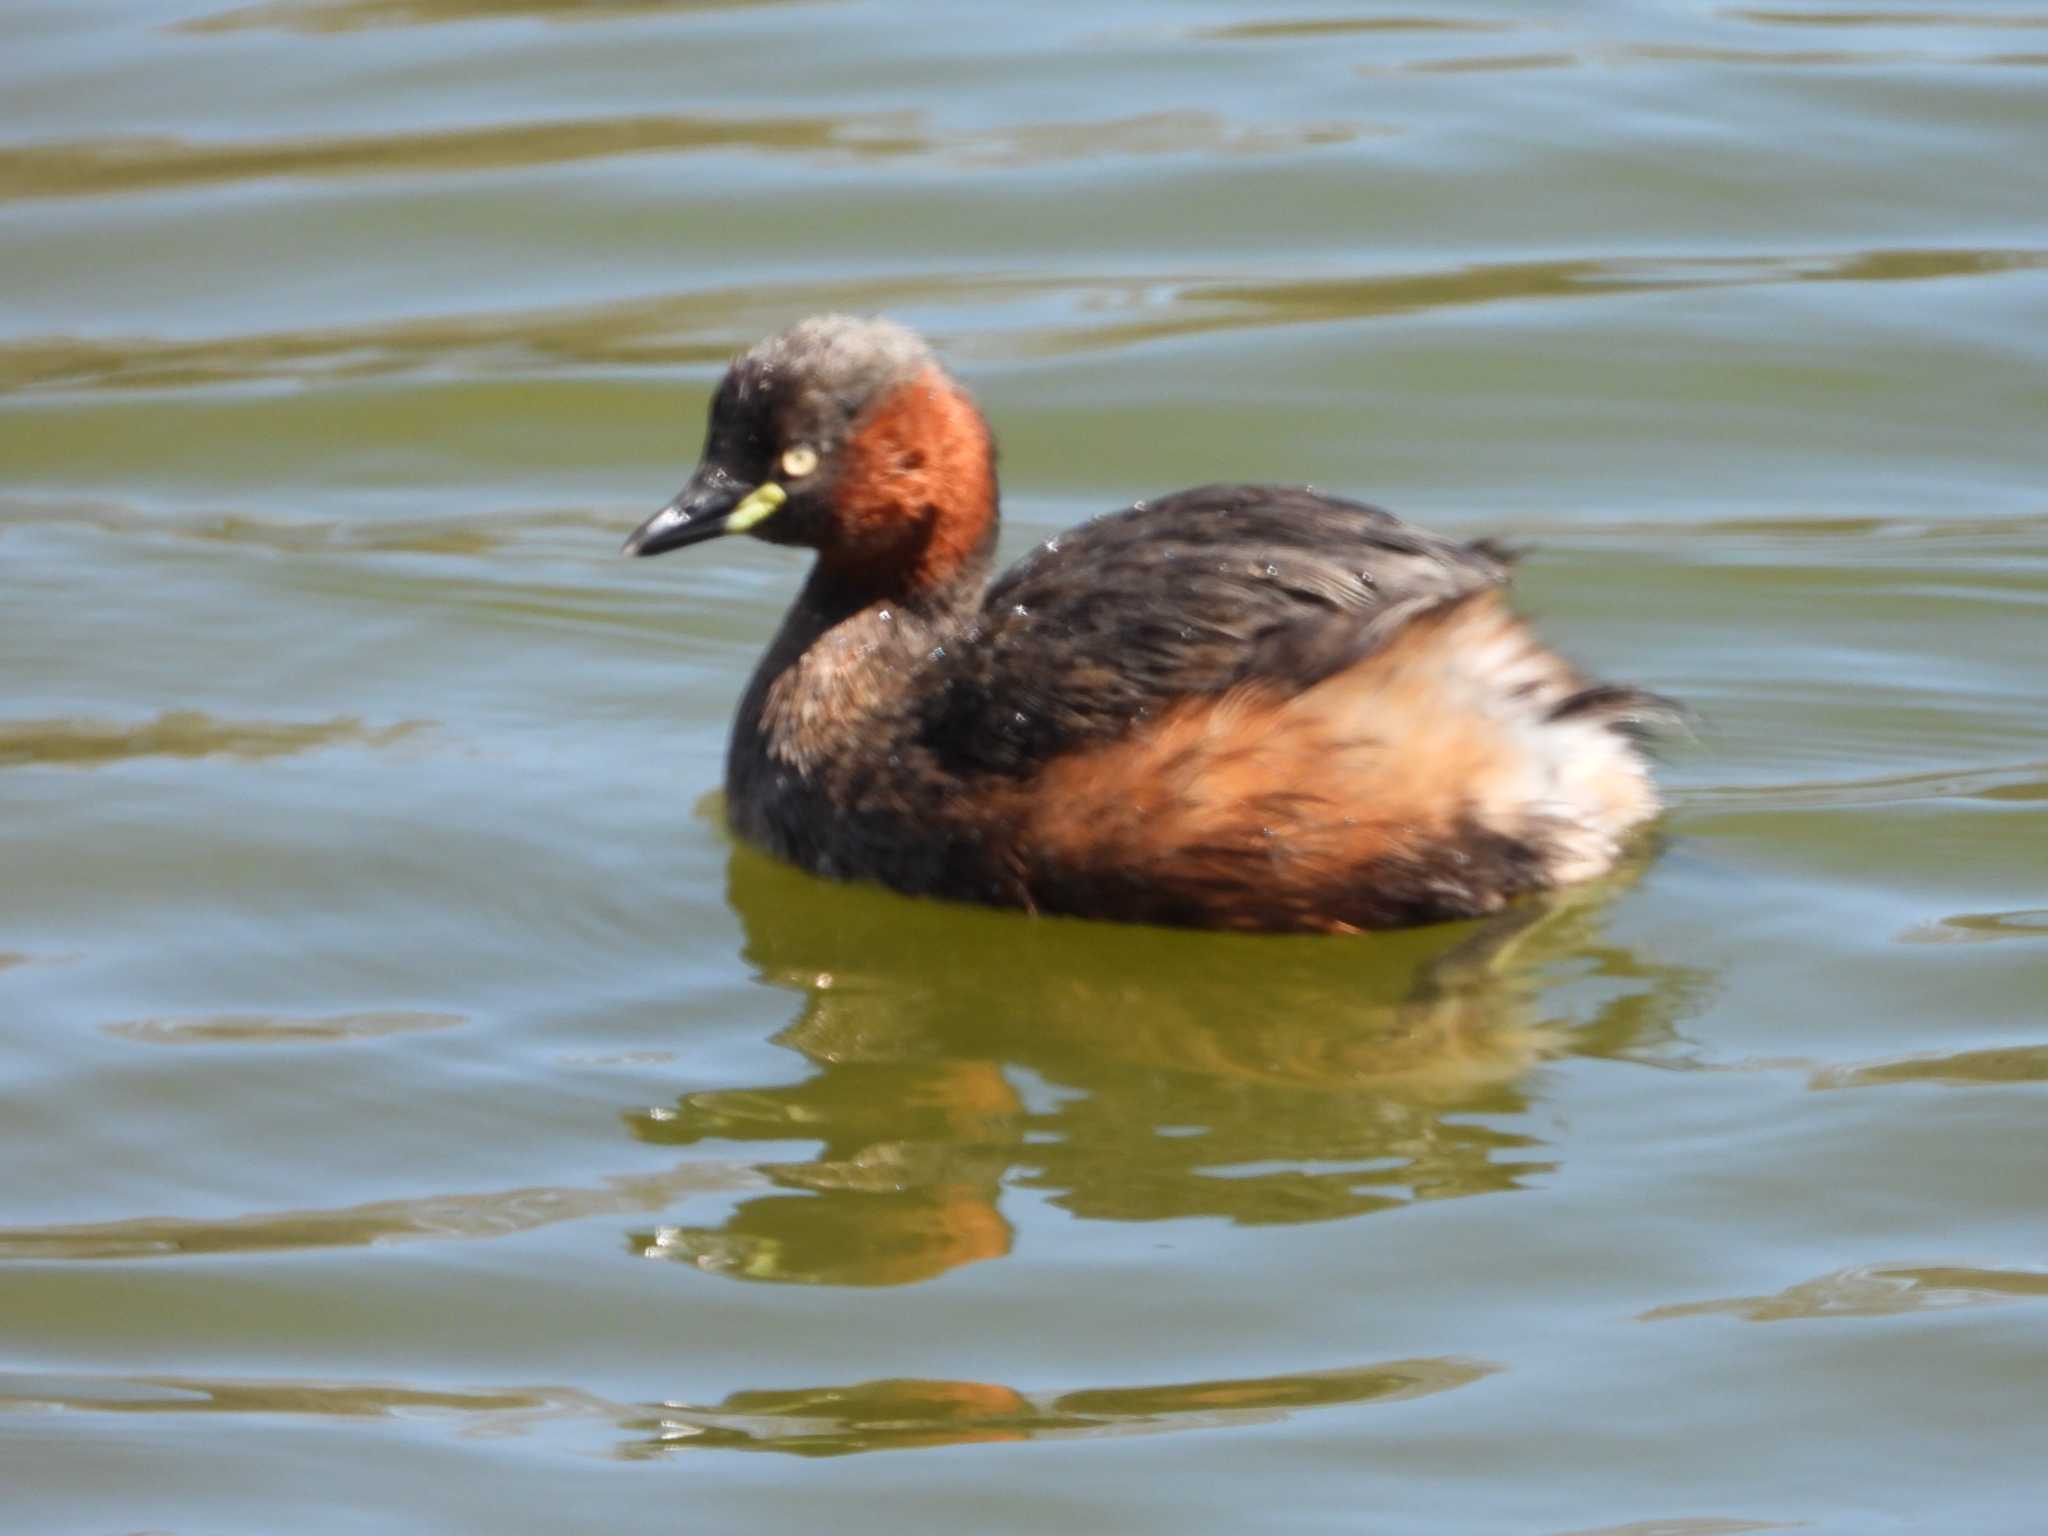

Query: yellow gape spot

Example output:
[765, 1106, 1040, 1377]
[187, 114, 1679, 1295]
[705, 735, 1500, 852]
[727, 481, 788, 533]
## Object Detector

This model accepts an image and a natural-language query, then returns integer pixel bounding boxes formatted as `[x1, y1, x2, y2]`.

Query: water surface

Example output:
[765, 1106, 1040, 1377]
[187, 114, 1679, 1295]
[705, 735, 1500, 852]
[4, 1, 2047, 1531]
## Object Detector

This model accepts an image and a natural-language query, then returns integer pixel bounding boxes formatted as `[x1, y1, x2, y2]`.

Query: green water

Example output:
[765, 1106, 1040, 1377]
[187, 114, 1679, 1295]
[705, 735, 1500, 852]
[5, 1, 2047, 1530]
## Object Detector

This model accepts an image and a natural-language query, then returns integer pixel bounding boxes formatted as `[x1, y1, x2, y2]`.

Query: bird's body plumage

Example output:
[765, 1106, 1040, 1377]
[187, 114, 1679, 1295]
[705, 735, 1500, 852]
[627, 317, 1671, 932]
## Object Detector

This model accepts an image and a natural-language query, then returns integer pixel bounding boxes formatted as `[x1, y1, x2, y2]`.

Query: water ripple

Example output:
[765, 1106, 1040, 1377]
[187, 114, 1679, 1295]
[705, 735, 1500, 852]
[1367, 38, 2048, 70]
[177, 0, 819, 33]
[1641, 1262, 2048, 1322]
[0, 113, 925, 204]
[1728, 8, 2048, 29]
[0, 1159, 763, 1261]
[1393, 51, 1580, 73]
[1811, 1043, 2048, 1088]
[1674, 759, 2048, 811]
[5, 247, 2040, 397]
[1898, 908, 2048, 945]
[1553, 1521, 1804, 1536]
[1193, 15, 1514, 41]
[0, 108, 1360, 206]
[1551, 1520, 1805, 1536]
[0, 711, 424, 769]
[0, 1355, 1495, 1456]
[0, 498, 616, 558]
[103, 1010, 465, 1046]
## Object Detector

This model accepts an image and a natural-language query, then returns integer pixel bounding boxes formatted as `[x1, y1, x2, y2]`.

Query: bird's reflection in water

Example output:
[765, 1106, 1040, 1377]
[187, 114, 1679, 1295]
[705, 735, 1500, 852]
[616, 1355, 1496, 1458]
[627, 844, 1704, 1286]
[0, 1355, 1495, 1462]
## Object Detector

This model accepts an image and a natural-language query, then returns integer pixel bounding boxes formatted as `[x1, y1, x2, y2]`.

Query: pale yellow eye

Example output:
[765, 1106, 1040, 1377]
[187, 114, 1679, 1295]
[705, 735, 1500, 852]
[780, 445, 818, 479]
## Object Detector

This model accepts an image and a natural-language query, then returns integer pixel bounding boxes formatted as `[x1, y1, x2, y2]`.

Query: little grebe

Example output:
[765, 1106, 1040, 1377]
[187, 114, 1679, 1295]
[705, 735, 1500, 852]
[624, 315, 1672, 933]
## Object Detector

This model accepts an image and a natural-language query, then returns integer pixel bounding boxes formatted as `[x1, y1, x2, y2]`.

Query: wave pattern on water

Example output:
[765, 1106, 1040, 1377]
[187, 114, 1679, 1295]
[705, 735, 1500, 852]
[176, 0, 820, 32]
[0, 1355, 1495, 1457]
[1549, 1520, 1806, 1536]
[1387, 42, 2048, 69]
[1729, 8, 2048, 29]
[0, 1160, 764, 1261]
[0, 109, 1362, 207]
[1810, 1042, 2048, 1087]
[1193, 16, 1514, 41]
[1674, 760, 2048, 811]
[0, 711, 423, 769]
[102, 1010, 466, 1045]
[1896, 908, 2048, 945]
[1641, 1263, 2048, 1322]
[0, 498, 616, 557]
[6, 247, 2041, 396]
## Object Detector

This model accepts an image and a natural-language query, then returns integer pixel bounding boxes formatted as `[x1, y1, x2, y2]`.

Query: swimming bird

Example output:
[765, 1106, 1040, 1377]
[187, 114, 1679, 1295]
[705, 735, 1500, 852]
[623, 315, 1671, 932]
